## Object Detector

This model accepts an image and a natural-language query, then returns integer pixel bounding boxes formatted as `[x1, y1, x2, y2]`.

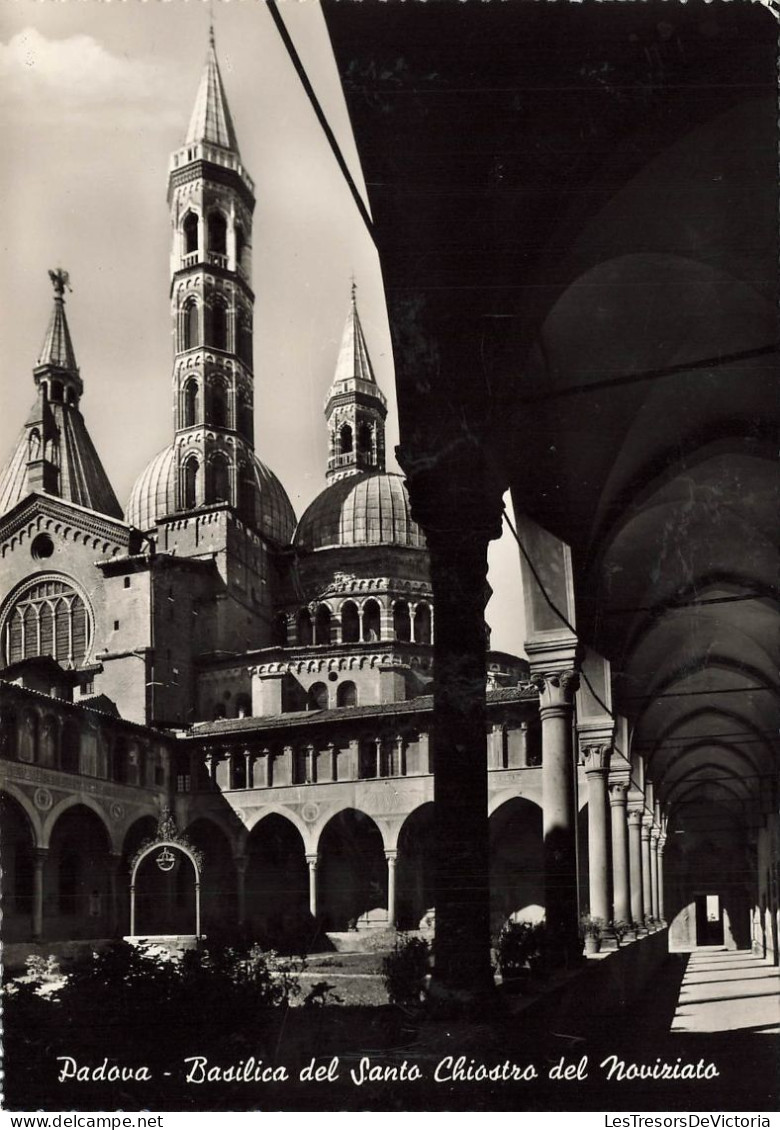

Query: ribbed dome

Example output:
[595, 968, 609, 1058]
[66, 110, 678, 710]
[294, 472, 425, 551]
[126, 445, 296, 545]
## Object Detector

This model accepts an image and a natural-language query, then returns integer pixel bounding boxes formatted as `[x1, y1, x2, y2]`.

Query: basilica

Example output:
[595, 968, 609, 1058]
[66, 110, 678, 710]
[0, 32, 534, 952]
[0, 3, 777, 1005]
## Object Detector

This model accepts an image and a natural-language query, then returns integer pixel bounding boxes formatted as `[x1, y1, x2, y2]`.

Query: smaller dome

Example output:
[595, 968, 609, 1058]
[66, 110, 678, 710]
[126, 445, 296, 545]
[294, 472, 425, 551]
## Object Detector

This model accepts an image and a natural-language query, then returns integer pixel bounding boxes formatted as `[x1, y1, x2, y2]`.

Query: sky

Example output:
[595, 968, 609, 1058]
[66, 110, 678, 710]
[0, 0, 527, 657]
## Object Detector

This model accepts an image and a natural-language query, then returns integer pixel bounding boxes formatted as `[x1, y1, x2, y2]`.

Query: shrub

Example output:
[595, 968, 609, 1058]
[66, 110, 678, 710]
[579, 914, 605, 939]
[495, 921, 547, 980]
[381, 935, 430, 1007]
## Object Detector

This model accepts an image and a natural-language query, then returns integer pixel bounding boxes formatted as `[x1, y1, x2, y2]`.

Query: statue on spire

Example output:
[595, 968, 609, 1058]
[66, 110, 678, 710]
[48, 268, 71, 297]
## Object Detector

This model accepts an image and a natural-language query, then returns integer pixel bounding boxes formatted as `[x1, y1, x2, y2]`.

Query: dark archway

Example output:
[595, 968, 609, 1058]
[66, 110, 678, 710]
[184, 819, 235, 938]
[341, 601, 360, 643]
[362, 599, 381, 641]
[489, 798, 544, 936]
[397, 803, 436, 930]
[318, 809, 386, 931]
[48, 805, 112, 941]
[0, 794, 36, 942]
[245, 814, 309, 947]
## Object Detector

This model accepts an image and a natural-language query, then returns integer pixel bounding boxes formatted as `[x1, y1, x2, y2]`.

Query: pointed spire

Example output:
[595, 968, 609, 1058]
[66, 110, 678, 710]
[38, 269, 78, 373]
[185, 29, 240, 154]
[331, 282, 380, 390]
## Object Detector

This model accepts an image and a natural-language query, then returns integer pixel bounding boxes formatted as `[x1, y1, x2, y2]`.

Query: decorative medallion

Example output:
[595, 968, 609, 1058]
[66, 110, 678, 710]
[110, 802, 125, 822]
[301, 802, 320, 824]
[33, 787, 53, 811]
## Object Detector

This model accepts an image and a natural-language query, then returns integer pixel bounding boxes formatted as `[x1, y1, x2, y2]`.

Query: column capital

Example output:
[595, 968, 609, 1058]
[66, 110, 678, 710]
[384, 849, 398, 864]
[640, 816, 652, 840]
[233, 854, 249, 875]
[532, 669, 580, 708]
[580, 742, 612, 774]
[627, 806, 644, 827]
[305, 853, 319, 868]
[651, 827, 661, 846]
[33, 846, 49, 863]
[609, 780, 630, 806]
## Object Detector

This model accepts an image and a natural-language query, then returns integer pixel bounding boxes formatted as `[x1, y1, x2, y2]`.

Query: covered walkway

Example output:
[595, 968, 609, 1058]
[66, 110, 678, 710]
[672, 949, 780, 1036]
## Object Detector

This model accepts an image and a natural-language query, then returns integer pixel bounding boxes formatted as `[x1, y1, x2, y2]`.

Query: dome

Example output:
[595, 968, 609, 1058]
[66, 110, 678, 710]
[126, 445, 296, 545]
[294, 472, 426, 551]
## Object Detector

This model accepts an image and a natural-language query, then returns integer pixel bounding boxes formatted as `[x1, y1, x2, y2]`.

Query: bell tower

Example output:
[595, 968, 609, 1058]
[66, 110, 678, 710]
[325, 284, 387, 482]
[167, 28, 258, 525]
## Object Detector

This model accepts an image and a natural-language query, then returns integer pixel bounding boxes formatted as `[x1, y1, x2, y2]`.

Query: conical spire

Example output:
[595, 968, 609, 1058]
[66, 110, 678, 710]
[0, 270, 122, 521]
[325, 284, 387, 482]
[331, 281, 379, 389]
[185, 28, 240, 153]
[38, 268, 78, 373]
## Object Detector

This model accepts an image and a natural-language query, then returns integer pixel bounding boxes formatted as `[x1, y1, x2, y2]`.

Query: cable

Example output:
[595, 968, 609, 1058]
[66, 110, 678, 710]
[501, 505, 616, 723]
[266, 0, 376, 243]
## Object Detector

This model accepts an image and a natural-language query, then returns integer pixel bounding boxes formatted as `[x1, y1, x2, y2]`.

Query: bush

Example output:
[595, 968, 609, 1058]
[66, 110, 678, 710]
[495, 921, 547, 981]
[381, 935, 430, 1007]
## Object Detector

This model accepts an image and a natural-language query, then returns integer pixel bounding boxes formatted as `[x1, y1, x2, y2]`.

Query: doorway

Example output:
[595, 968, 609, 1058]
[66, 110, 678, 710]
[695, 893, 724, 946]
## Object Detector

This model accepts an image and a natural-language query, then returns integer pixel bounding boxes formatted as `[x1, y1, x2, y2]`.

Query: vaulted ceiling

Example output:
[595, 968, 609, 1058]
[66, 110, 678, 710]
[321, 0, 779, 835]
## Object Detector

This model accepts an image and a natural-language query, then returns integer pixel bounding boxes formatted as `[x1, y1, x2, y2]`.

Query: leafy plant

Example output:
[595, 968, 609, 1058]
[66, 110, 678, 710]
[579, 914, 605, 939]
[381, 934, 431, 1007]
[495, 921, 548, 980]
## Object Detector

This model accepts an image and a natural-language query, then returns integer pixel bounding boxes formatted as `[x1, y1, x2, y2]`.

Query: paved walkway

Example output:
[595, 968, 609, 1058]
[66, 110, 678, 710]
[671, 947, 779, 1034]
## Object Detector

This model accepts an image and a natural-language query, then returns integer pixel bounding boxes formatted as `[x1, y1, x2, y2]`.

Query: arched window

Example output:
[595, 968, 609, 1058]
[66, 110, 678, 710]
[339, 424, 353, 455]
[237, 315, 253, 367]
[183, 212, 199, 255]
[297, 609, 313, 646]
[113, 737, 128, 783]
[235, 224, 248, 273]
[61, 720, 80, 774]
[235, 694, 251, 719]
[231, 752, 246, 788]
[183, 458, 199, 510]
[314, 605, 332, 645]
[394, 601, 411, 642]
[19, 710, 37, 763]
[525, 718, 542, 767]
[362, 599, 381, 641]
[183, 380, 199, 427]
[210, 455, 231, 505]
[238, 474, 255, 524]
[358, 739, 378, 779]
[2, 577, 92, 668]
[208, 211, 227, 256]
[274, 614, 288, 647]
[210, 382, 228, 429]
[210, 300, 229, 351]
[0, 708, 18, 761]
[341, 601, 360, 643]
[337, 681, 357, 708]
[414, 603, 432, 645]
[51, 381, 63, 403]
[307, 682, 328, 711]
[183, 301, 199, 350]
[237, 392, 253, 441]
[357, 421, 373, 455]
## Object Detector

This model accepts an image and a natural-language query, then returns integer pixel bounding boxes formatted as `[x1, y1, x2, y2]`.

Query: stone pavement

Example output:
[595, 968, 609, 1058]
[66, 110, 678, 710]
[671, 948, 779, 1035]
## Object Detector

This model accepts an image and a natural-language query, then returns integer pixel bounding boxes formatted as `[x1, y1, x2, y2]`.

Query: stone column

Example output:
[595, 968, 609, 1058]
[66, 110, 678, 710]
[609, 782, 631, 931]
[424, 522, 499, 998]
[32, 848, 49, 942]
[235, 855, 248, 926]
[243, 750, 253, 789]
[641, 816, 653, 925]
[107, 852, 122, 937]
[658, 834, 667, 922]
[627, 805, 645, 929]
[582, 743, 611, 926]
[262, 748, 273, 787]
[386, 850, 398, 928]
[650, 829, 661, 920]
[535, 669, 580, 964]
[306, 854, 318, 918]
